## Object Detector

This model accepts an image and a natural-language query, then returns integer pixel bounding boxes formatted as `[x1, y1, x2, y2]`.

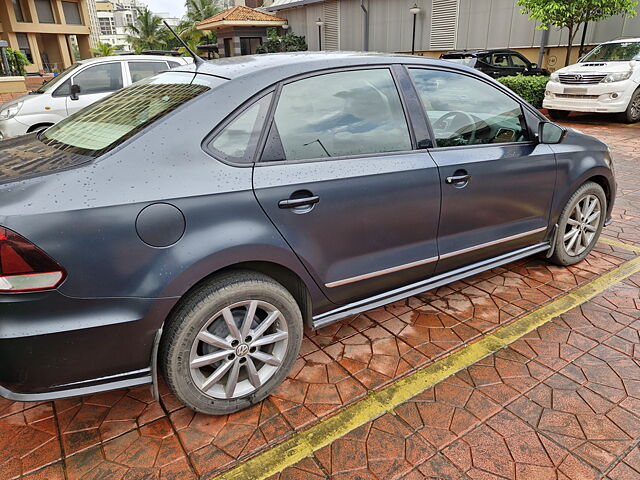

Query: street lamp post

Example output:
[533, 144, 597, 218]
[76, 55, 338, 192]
[316, 18, 324, 50]
[409, 4, 421, 55]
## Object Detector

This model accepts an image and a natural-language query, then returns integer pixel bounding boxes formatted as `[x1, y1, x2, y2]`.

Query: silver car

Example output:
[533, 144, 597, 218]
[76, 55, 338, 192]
[0, 55, 193, 139]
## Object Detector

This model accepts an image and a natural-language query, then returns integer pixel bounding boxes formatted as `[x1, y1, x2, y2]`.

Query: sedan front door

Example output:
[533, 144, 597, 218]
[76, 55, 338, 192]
[252, 68, 441, 305]
[408, 67, 556, 273]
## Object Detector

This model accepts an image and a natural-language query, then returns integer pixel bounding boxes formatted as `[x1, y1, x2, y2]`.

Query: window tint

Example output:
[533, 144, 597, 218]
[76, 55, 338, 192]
[129, 61, 168, 83]
[409, 69, 529, 147]
[510, 55, 528, 68]
[73, 63, 123, 95]
[492, 54, 509, 67]
[266, 69, 411, 161]
[208, 93, 272, 163]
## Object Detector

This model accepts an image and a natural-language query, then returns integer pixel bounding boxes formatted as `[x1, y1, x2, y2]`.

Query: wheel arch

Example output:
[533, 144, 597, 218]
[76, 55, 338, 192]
[26, 122, 54, 133]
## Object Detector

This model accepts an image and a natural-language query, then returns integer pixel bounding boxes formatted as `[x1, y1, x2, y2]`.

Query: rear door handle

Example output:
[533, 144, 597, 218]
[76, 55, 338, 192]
[445, 174, 471, 185]
[278, 196, 320, 209]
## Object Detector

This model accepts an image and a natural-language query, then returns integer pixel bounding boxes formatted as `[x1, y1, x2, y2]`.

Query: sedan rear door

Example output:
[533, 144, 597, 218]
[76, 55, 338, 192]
[252, 67, 441, 306]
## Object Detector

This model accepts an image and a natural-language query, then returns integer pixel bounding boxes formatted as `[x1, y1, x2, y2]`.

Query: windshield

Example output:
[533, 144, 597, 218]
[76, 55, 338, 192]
[41, 72, 225, 156]
[35, 63, 82, 93]
[581, 41, 640, 62]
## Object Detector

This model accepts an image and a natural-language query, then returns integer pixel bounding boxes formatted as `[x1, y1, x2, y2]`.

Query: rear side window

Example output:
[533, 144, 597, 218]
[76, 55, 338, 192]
[409, 69, 529, 147]
[41, 72, 225, 156]
[129, 61, 168, 83]
[207, 93, 273, 163]
[263, 69, 411, 162]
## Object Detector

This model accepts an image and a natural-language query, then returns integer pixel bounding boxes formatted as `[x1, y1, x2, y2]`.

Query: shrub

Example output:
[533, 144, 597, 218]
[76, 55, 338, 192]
[6, 48, 30, 76]
[256, 30, 307, 54]
[497, 75, 549, 108]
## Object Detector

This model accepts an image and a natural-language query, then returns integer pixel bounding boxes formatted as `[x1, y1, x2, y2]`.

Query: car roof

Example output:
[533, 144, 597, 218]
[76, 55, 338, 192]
[602, 37, 640, 44]
[78, 55, 190, 65]
[443, 48, 518, 56]
[173, 51, 474, 80]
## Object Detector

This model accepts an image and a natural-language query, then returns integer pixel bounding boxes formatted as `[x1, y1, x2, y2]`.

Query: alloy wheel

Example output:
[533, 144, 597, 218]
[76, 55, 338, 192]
[189, 300, 289, 399]
[563, 194, 601, 257]
[631, 93, 640, 121]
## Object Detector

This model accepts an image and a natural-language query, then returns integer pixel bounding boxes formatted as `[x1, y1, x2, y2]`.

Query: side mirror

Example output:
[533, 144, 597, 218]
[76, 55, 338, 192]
[538, 121, 566, 144]
[531, 63, 538, 69]
[70, 83, 81, 101]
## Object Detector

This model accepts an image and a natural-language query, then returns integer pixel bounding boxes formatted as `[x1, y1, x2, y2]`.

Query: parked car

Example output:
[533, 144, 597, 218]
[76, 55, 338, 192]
[0, 55, 193, 139]
[0, 53, 615, 415]
[544, 38, 640, 123]
[441, 49, 549, 78]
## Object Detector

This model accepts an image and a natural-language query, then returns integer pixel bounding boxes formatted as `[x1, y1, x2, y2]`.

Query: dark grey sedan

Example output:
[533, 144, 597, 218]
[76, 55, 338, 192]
[0, 53, 615, 415]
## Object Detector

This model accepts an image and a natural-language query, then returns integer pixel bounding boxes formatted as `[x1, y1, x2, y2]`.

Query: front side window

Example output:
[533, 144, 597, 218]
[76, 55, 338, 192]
[208, 93, 272, 163]
[129, 61, 168, 83]
[72, 62, 123, 95]
[492, 54, 509, 67]
[265, 69, 411, 162]
[510, 55, 528, 68]
[41, 72, 225, 156]
[409, 69, 529, 147]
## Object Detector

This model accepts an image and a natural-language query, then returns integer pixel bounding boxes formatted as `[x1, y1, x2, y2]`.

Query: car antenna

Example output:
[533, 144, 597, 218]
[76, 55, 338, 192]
[162, 20, 205, 67]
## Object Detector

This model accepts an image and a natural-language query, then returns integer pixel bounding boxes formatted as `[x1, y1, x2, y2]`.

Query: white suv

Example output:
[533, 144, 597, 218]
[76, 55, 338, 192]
[543, 38, 640, 123]
[0, 55, 193, 139]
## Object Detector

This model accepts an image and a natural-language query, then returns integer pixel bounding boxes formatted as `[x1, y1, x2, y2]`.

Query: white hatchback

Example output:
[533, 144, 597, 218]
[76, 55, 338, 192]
[543, 38, 640, 123]
[0, 55, 193, 139]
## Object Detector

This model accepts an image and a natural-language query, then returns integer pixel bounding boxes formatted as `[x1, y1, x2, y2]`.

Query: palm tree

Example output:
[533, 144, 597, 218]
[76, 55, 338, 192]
[127, 7, 165, 52]
[179, 0, 222, 48]
[91, 42, 116, 57]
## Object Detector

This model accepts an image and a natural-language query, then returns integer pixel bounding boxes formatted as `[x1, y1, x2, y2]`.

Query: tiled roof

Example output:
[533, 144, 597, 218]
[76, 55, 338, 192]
[197, 5, 286, 26]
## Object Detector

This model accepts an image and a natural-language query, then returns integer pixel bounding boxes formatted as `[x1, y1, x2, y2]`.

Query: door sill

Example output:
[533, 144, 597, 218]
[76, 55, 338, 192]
[312, 242, 550, 329]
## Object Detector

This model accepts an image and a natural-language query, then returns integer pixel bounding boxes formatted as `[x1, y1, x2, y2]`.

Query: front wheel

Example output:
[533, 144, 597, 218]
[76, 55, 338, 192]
[548, 182, 606, 266]
[160, 271, 303, 415]
[618, 89, 640, 123]
[548, 109, 571, 120]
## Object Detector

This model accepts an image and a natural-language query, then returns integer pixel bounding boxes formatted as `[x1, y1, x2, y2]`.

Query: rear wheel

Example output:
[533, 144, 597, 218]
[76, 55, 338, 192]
[548, 182, 606, 266]
[160, 271, 303, 415]
[548, 109, 570, 120]
[618, 89, 640, 123]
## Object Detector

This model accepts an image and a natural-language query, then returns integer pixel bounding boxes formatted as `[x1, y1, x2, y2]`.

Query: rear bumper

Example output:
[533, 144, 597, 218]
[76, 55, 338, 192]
[0, 291, 177, 400]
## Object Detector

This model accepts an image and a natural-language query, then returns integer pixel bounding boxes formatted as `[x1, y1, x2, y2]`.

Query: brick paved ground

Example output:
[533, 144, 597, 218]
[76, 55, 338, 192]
[0, 114, 638, 480]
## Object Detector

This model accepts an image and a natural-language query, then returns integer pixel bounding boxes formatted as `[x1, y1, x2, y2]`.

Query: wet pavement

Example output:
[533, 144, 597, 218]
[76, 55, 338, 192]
[1, 114, 639, 479]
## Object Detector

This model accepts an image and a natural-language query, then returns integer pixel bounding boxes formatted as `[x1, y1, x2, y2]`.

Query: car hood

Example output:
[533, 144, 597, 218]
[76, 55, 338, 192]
[0, 133, 92, 185]
[557, 61, 637, 74]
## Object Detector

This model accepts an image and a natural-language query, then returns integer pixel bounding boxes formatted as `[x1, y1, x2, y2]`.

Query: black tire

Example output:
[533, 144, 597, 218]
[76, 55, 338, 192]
[160, 270, 303, 415]
[548, 109, 571, 120]
[548, 182, 606, 266]
[618, 89, 640, 124]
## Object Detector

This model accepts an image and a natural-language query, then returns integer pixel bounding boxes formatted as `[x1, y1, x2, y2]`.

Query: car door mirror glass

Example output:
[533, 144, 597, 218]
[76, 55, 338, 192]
[539, 122, 566, 144]
[70, 83, 81, 101]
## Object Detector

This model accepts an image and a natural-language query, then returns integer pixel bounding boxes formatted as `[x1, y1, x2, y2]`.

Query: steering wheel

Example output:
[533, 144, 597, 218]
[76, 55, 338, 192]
[432, 111, 480, 145]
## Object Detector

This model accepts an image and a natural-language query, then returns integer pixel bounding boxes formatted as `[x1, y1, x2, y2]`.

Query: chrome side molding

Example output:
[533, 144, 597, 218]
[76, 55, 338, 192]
[312, 242, 551, 329]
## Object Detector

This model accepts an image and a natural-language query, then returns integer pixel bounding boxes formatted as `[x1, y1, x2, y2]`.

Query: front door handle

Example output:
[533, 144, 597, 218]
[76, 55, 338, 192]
[445, 173, 471, 185]
[278, 196, 320, 209]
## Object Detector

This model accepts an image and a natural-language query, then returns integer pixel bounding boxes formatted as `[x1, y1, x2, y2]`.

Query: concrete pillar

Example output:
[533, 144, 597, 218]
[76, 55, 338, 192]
[26, 32, 43, 71]
[52, 0, 64, 24]
[0, 0, 18, 31]
[56, 34, 71, 68]
[25, 0, 38, 24]
[77, 34, 91, 59]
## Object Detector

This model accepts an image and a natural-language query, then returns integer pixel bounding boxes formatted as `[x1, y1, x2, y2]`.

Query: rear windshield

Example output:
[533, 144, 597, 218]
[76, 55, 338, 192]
[581, 41, 640, 62]
[41, 71, 225, 156]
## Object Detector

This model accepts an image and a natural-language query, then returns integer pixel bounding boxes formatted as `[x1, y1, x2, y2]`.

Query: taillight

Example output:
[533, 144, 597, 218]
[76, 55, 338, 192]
[0, 227, 65, 292]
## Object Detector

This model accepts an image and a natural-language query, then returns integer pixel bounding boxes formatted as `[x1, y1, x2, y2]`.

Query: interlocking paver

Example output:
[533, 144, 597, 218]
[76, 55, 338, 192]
[0, 115, 638, 479]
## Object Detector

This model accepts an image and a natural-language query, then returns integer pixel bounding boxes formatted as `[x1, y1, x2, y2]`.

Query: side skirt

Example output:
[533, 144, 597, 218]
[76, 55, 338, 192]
[312, 242, 550, 329]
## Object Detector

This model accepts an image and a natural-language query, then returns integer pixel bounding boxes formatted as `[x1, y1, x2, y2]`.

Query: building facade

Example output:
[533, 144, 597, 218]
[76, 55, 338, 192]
[266, 0, 640, 70]
[0, 0, 92, 73]
[95, 0, 143, 51]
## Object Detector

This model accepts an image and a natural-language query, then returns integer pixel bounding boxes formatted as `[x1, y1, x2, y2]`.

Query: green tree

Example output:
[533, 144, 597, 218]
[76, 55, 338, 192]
[177, 0, 222, 52]
[6, 48, 30, 76]
[91, 42, 117, 57]
[517, 0, 638, 66]
[127, 7, 165, 52]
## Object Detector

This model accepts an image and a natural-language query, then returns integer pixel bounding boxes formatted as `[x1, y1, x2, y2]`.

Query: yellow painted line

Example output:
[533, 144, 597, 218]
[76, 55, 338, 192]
[599, 236, 640, 253]
[213, 244, 640, 480]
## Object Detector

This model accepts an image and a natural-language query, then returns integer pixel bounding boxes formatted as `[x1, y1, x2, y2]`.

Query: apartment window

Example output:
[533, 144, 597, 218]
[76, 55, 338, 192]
[35, 0, 56, 24]
[16, 33, 33, 63]
[13, 0, 25, 22]
[62, 1, 82, 25]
